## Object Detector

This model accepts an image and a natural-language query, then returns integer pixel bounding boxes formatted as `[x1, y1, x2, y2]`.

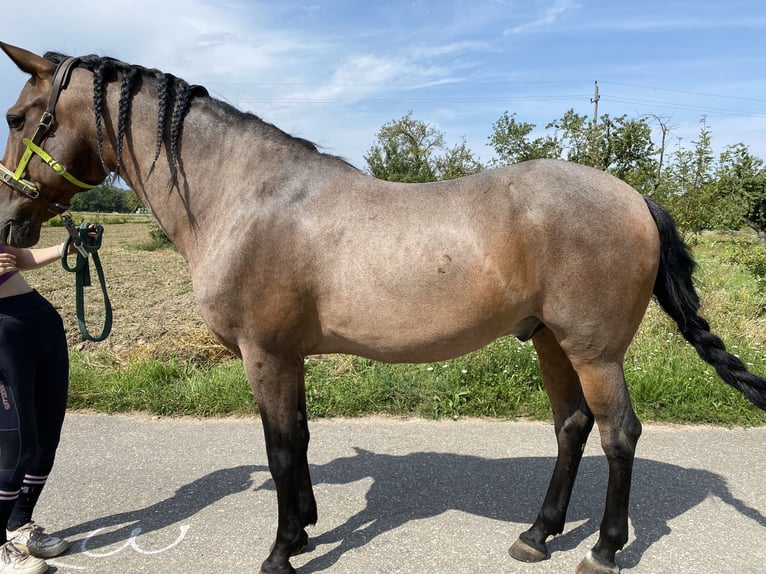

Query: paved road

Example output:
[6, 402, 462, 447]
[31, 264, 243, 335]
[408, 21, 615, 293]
[34, 413, 765, 573]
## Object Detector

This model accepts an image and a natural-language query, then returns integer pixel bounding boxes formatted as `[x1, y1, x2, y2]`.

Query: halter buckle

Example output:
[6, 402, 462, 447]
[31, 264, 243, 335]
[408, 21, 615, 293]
[38, 111, 54, 132]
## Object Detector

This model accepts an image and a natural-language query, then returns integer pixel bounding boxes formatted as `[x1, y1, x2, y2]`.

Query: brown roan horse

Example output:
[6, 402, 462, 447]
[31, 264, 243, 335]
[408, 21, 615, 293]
[1, 42, 764, 574]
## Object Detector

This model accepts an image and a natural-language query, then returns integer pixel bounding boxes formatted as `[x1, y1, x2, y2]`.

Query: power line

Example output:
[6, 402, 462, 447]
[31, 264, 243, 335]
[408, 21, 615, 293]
[599, 80, 766, 104]
[602, 95, 766, 119]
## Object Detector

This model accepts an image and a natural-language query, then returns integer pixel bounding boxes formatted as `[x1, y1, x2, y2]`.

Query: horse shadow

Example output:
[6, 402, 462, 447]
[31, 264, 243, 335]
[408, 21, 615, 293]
[53, 465, 259, 553]
[49, 450, 764, 571]
[252, 449, 765, 572]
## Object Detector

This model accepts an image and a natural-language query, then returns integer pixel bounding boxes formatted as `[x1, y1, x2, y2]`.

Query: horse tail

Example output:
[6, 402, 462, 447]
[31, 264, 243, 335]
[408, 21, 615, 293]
[643, 196, 766, 410]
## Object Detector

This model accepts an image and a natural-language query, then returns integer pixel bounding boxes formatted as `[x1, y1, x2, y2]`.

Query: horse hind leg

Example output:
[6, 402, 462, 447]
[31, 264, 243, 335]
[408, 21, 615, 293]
[571, 360, 642, 574]
[510, 327, 595, 563]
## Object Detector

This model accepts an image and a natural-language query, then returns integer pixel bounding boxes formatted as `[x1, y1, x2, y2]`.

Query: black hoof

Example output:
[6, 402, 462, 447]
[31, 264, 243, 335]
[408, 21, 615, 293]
[575, 550, 620, 574]
[260, 561, 296, 574]
[509, 536, 548, 563]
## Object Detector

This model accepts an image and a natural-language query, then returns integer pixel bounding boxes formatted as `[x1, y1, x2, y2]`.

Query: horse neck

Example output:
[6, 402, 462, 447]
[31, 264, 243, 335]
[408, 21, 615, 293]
[110, 97, 238, 260]
[113, 96, 323, 262]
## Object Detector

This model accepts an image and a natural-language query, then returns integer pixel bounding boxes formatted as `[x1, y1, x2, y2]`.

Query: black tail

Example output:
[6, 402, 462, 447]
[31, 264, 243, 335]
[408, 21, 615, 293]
[644, 197, 766, 410]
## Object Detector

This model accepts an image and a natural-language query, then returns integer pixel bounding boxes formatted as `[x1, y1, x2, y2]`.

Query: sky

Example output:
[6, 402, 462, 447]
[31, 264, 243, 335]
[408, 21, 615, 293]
[0, 0, 764, 170]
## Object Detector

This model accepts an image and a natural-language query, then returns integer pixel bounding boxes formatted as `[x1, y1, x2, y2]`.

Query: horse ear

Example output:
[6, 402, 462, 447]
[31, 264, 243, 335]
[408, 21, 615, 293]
[0, 42, 55, 78]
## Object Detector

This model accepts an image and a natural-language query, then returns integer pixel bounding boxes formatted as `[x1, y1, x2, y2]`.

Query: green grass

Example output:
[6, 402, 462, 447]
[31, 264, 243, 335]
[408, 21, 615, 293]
[67, 231, 766, 426]
[44, 212, 154, 226]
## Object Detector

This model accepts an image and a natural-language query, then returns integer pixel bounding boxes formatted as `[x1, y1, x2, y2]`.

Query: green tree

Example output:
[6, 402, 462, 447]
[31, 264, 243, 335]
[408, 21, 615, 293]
[664, 119, 716, 233]
[711, 143, 766, 234]
[545, 109, 657, 191]
[365, 112, 443, 182]
[365, 112, 483, 182]
[487, 111, 561, 166]
[70, 184, 141, 212]
[435, 139, 484, 180]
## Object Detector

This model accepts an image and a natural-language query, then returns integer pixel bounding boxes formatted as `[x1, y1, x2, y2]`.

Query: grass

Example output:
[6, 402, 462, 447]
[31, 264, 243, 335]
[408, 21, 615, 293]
[67, 231, 766, 426]
[44, 212, 154, 226]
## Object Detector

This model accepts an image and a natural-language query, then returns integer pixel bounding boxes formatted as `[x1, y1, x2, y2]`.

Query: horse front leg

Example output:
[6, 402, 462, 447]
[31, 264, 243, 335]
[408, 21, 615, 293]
[244, 347, 317, 574]
[510, 328, 594, 563]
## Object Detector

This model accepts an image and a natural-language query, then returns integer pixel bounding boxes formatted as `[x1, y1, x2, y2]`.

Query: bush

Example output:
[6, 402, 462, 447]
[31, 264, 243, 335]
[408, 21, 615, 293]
[724, 237, 766, 289]
[142, 223, 175, 251]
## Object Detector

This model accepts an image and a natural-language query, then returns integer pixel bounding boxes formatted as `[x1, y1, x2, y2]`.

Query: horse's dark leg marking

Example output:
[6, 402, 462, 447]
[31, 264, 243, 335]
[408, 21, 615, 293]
[245, 349, 317, 574]
[510, 327, 594, 562]
[296, 367, 318, 528]
[574, 361, 642, 574]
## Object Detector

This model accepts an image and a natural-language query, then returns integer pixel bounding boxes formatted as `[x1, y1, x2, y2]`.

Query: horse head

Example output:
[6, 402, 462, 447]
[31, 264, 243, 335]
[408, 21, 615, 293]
[0, 43, 108, 246]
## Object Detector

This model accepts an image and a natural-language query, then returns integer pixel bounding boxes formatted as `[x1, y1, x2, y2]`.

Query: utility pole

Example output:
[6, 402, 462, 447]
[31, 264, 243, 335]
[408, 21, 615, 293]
[590, 81, 600, 125]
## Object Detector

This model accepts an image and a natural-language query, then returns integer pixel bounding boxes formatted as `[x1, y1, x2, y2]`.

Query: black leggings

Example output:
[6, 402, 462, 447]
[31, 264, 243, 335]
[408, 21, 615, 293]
[0, 291, 68, 496]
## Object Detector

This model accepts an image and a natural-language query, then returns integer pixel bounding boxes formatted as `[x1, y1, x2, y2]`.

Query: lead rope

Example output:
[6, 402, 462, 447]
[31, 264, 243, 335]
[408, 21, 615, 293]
[60, 214, 112, 342]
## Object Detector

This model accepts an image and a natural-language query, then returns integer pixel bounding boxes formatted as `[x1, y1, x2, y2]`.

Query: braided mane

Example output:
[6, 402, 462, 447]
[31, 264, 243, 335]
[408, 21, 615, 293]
[43, 51, 208, 183]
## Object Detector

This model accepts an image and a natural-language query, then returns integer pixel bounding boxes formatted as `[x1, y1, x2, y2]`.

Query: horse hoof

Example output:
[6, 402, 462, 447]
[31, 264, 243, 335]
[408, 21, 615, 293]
[260, 564, 295, 574]
[575, 550, 619, 574]
[509, 536, 548, 563]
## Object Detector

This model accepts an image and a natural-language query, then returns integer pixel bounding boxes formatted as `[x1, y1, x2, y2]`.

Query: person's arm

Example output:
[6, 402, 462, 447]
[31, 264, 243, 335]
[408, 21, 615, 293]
[4, 242, 69, 271]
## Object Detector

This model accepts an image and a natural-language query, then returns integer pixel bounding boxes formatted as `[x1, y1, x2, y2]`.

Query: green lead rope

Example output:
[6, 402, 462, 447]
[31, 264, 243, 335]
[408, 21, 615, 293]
[60, 216, 112, 342]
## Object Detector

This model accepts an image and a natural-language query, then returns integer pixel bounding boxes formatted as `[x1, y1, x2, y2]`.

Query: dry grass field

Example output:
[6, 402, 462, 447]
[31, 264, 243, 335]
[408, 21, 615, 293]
[24, 221, 226, 360]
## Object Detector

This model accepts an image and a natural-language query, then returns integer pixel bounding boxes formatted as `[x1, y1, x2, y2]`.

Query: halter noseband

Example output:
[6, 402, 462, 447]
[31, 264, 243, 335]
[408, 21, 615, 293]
[0, 57, 100, 214]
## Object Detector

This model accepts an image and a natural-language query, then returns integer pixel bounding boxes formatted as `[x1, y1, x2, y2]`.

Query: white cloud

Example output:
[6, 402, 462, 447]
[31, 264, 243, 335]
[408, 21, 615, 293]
[504, 0, 579, 36]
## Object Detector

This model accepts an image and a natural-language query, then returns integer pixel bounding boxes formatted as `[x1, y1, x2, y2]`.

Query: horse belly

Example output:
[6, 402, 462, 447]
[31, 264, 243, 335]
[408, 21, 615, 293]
[313, 265, 534, 363]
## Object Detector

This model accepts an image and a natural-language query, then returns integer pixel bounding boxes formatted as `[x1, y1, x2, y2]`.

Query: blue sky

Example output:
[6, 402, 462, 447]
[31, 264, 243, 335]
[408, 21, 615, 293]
[0, 0, 764, 170]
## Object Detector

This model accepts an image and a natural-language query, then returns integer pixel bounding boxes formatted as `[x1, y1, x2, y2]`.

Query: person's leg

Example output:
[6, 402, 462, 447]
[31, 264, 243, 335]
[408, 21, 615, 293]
[8, 307, 67, 531]
[6, 295, 69, 558]
[0, 298, 48, 573]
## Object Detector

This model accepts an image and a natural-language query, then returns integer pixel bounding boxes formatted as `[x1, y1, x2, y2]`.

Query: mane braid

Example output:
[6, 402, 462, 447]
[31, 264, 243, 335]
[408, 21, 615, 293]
[153, 72, 172, 164]
[115, 67, 140, 178]
[92, 59, 114, 176]
[168, 78, 195, 182]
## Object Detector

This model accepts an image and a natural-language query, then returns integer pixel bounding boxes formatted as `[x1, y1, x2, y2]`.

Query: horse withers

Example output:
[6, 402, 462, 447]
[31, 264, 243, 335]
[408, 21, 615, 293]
[0, 42, 764, 574]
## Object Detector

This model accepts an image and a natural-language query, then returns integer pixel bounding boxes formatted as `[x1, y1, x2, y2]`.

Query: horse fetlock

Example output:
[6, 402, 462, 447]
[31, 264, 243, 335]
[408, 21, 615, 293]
[291, 528, 309, 556]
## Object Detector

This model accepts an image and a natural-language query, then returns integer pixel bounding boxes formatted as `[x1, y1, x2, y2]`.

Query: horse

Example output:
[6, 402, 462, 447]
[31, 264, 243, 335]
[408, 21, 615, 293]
[0, 42, 764, 574]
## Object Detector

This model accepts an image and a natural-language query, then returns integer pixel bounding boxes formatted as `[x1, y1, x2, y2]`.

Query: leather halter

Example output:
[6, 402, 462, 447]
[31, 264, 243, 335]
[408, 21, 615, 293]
[0, 57, 102, 214]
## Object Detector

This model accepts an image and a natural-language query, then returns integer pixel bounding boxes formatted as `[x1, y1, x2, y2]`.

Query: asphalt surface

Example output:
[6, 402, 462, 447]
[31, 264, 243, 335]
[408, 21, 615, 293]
[33, 413, 766, 574]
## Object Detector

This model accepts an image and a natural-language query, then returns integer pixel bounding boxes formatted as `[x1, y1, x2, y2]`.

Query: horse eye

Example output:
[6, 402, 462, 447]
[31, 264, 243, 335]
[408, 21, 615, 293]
[6, 115, 24, 131]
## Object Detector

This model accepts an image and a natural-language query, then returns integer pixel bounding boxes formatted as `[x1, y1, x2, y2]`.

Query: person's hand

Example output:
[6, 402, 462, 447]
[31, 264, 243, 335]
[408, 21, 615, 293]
[0, 252, 18, 274]
[63, 224, 100, 255]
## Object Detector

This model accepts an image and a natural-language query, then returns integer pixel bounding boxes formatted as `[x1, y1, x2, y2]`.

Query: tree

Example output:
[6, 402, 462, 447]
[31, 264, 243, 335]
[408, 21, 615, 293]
[711, 143, 766, 234]
[435, 139, 484, 180]
[487, 111, 561, 166]
[664, 119, 716, 233]
[365, 112, 483, 182]
[70, 184, 141, 212]
[364, 112, 443, 183]
[545, 109, 657, 191]
[742, 175, 766, 238]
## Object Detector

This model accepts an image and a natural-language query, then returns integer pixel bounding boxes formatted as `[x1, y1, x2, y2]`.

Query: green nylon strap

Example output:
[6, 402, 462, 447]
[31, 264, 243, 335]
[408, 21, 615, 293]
[61, 222, 112, 342]
[22, 138, 98, 190]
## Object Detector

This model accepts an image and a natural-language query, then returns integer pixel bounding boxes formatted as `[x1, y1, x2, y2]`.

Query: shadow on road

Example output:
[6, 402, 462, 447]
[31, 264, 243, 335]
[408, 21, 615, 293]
[256, 449, 765, 572]
[55, 465, 259, 552]
[53, 450, 764, 571]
